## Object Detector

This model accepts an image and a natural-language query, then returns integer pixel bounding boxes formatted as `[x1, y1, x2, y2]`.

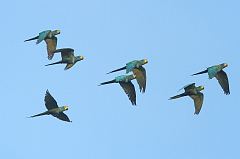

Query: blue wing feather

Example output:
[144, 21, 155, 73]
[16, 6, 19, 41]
[115, 75, 127, 82]
[126, 60, 138, 73]
[207, 65, 222, 79]
[36, 30, 51, 44]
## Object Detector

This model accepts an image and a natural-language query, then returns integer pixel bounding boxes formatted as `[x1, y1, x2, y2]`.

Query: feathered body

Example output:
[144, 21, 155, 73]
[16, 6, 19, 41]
[99, 74, 137, 105]
[192, 63, 230, 95]
[169, 83, 204, 115]
[25, 30, 61, 60]
[107, 59, 148, 93]
[29, 90, 71, 122]
[45, 48, 84, 70]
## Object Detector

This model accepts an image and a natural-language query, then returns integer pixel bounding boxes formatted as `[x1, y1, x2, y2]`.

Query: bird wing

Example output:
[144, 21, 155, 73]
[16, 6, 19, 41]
[44, 90, 59, 110]
[207, 65, 223, 79]
[190, 92, 204, 115]
[64, 63, 74, 70]
[119, 81, 136, 105]
[133, 66, 146, 93]
[52, 48, 74, 53]
[61, 50, 74, 60]
[126, 60, 138, 73]
[37, 30, 51, 44]
[44, 37, 57, 60]
[215, 70, 230, 95]
[184, 83, 195, 91]
[52, 112, 71, 122]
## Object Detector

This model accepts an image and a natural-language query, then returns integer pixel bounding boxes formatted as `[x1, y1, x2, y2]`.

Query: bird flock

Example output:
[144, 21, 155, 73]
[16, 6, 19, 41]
[24, 29, 230, 122]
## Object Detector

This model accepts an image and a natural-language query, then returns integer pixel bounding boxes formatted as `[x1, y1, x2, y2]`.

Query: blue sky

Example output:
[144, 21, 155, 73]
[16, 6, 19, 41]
[1, 0, 240, 158]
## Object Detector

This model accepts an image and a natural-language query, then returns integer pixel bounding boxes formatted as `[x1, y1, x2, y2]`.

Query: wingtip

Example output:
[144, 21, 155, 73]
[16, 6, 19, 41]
[225, 92, 230, 95]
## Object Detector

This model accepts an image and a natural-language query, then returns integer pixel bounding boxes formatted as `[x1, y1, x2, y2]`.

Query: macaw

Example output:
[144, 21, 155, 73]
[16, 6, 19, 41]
[29, 90, 71, 122]
[169, 83, 204, 115]
[192, 63, 230, 95]
[107, 59, 148, 93]
[99, 74, 137, 105]
[24, 30, 60, 60]
[45, 48, 84, 70]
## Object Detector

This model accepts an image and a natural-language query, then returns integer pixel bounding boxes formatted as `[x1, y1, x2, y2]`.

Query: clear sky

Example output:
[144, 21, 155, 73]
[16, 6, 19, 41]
[1, 0, 240, 158]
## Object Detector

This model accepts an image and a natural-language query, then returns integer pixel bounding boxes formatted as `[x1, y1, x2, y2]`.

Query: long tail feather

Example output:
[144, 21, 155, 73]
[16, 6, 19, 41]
[45, 61, 63, 66]
[98, 79, 116, 86]
[24, 36, 39, 42]
[107, 66, 126, 74]
[29, 111, 49, 118]
[169, 92, 188, 100]
[192, 69, 208, 76]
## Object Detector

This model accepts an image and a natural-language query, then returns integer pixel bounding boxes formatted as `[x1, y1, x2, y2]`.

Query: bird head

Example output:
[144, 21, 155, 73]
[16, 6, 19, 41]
[63, 106, 69, 111]
[53, 30, 61, 35]
[197, 86, 204, 91]
[140, 59, 148, 65]
[221, 63, 228, 69]
[76, 56, 84, 61]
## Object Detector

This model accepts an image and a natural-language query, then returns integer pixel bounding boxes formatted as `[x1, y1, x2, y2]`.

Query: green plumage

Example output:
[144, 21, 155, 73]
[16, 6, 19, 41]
[24, 30, 61, 60]
[107, 59, 148, 93]
[192, 63, 230, 95]
[169, 83, 204, 115]
[29, 90, 71, 122]
[45, 48, 84, 70]
[99, 74, 137, 105]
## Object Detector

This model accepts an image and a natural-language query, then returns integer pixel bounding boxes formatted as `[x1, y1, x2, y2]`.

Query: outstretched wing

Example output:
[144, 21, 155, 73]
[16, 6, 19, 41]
[45, 90, 58, 110]
[52, 113, 71, 122]
[183, 83, 195, 92]
[52, 48, 74, 60]
[190, 92, 204, 115]
[133, 66, 146, 93]
[177, 83, 195, 93]
[44, 37, 57, 60]
[119, 81, 136, 105]
[215, 70, 230, 95]
[53, 48, 74, 54]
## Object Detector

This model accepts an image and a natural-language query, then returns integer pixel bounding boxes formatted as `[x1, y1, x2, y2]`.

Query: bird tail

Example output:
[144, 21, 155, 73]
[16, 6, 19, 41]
[107, 66, 126, 74]
[45, 61, 63, 66]
[191, 69, 208, 76]
[24, 36, 39, 42]
[169, 92, 188, 100]
[98, 79, 116, 86]
[29, 111, 49, 118]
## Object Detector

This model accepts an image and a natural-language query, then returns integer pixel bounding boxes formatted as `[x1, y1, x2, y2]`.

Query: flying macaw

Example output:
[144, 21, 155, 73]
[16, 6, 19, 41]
[99, 74, 137, 105]
[29, 90, 71, 122]
[192, 63, 230, 95]
[45, 48, 84, 70]
[24, 30, 61, 60]
[169, 83, 204, 115]
[107, 59, 148, 93]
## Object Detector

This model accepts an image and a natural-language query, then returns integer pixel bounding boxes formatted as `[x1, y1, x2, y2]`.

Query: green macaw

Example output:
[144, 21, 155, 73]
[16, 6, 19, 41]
[29, 90, 71, 122]
[192, 63, 230, 95]
[24, 30, 60, 60]
[45, 48, 84, 70]
[169, 83, 204, 115]
[99, 74, 137, 105]
[107, 59, 148, 93]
